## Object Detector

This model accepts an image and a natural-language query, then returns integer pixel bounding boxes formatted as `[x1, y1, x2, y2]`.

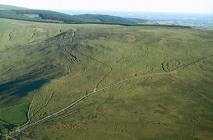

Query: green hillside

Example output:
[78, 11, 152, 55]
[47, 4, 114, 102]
[0, 4, 27, 10]
[0, 5, 145, 25]
[0, 18, 213, 140]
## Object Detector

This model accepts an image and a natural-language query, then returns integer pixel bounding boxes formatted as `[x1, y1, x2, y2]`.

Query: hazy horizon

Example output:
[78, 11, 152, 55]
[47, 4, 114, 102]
[1, 0, 213, 14]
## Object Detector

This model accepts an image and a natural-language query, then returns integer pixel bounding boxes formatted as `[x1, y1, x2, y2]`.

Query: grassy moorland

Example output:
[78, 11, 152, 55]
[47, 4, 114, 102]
[0, 18, 213, 140]
[0, 4, 145, 25]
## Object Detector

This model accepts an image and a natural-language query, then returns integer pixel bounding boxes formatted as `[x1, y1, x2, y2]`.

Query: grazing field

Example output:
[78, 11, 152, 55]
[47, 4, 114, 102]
[0, 18, 213, 140]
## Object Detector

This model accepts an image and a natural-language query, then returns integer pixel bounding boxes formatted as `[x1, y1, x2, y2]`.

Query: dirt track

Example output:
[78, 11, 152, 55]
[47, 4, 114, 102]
[10, 69, 177, 137]
[8, 30, 213, 138]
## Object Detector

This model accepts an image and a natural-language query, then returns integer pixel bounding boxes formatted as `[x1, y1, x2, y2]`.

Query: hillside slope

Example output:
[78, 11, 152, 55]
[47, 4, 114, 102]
[0, 18, 213, 140]
[0, 4, 27, 10]
[0, 5, 145, 25]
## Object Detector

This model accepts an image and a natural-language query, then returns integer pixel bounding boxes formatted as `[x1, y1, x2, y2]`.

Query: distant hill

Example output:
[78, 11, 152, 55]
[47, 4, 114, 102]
[0, 4, 145, 25]
[0, 4, 27, 10]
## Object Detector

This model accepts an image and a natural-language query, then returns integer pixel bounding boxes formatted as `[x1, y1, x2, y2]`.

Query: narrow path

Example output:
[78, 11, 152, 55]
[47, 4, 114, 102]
[11, 53, 213, 136]
[75, 50, 113, 90]
[7, 135, 18, 140]
[173, 54, 213, 71]
[9, 28, 111, 136]
[24, 91, 54, 127]
[10, 70, 176, 136]
[62, 29, 113, 90]
[8, 29, 213, 138]
[0, 133, 18, 140]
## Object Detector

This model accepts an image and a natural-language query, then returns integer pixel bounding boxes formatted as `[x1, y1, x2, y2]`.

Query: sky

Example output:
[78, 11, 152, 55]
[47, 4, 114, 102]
[1, 0, 213, 13]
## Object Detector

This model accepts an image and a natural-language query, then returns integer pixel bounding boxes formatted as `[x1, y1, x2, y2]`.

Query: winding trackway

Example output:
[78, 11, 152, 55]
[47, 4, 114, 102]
[12, 53, 213, 136]
[74, 49, 113, 90]
[10, 70, 177, 136]
[9, 29, 213, 137]
[0, 133, 18, 140]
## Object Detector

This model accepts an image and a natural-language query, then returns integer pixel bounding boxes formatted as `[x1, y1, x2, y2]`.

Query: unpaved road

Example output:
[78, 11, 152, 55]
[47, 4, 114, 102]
[9, 29, 213, 138]
[10, 70, 177, 136]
